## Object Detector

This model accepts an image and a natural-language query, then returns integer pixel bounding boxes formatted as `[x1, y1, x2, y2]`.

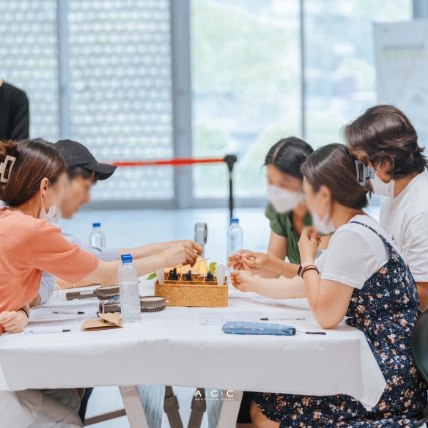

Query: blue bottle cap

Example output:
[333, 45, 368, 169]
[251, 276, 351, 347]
[231, 218, 239, 223]
[93, 222, 101, 227]
[121, 254, 133, 263]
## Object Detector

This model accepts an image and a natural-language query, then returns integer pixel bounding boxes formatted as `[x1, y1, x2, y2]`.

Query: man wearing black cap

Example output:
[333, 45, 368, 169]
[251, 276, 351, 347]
[34, 139, 201, 303]
[54, 139, 116, 220]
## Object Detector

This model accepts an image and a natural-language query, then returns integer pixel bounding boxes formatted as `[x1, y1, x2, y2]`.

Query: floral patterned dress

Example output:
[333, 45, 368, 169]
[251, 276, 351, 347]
[254, 222, 427, 427]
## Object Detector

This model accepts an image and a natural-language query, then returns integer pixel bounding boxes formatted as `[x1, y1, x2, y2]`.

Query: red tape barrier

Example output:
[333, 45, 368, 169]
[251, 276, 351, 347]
[110, 158, 225, 167]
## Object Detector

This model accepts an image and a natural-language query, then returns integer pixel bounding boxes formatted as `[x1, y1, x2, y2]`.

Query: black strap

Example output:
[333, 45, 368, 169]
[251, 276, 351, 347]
[348, 221, 394, 257]
[18, 307, 29, 318]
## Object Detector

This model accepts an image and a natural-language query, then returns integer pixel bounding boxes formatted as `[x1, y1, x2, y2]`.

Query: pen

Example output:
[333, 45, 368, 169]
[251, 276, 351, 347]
[53, 311, 85, 315]
[260, 317, 305, 321]
[25, 329, 72, 334]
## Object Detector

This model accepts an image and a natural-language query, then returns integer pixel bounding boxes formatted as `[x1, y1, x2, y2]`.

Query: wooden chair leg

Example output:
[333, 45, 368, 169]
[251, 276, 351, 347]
[164, 386, 184, 428]
[188, 388, 206, 428]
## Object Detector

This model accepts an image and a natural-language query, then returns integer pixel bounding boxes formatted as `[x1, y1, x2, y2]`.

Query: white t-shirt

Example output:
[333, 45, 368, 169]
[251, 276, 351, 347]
[379, 172, 428, 283]
[316, 214, 400, 290]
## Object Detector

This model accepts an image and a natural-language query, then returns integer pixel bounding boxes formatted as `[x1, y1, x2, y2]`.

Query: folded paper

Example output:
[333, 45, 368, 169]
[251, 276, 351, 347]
[82, 313, 123, 330]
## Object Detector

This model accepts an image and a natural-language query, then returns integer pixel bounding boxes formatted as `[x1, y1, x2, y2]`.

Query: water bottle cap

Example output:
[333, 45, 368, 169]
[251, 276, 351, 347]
[121, 254, 133, 263]
[231, 218, 239, 223]
[93, 222, 101, 228]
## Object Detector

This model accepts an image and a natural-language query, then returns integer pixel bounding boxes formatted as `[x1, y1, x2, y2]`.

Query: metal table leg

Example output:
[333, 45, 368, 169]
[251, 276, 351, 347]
[120, 386, 149, 428]
[206, 389, 243, 428]
[119, 385, 164, 428]
[217, 390, 243, 428]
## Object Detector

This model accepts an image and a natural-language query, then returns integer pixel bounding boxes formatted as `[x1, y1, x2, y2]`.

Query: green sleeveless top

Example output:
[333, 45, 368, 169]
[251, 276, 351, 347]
[265, 203, 312, 265]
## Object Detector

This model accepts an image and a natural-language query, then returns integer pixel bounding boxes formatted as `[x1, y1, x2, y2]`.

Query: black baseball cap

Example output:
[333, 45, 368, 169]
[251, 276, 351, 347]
[54, 139, 117, 180]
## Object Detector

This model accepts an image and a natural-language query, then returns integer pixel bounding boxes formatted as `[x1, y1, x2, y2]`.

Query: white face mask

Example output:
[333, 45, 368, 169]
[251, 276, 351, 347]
[311, 195, 335, 235]
[39, 194, 59, 224]
[267, 185, 303, 213]
[371, 161, 394, 198]
[52, 206, 62, 224]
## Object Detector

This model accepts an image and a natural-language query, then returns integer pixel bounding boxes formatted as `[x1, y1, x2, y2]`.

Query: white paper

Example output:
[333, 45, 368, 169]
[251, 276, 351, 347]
[29, 302, 99, 322]
[24, 318, 85, 334]
[198, 310, 305, 325]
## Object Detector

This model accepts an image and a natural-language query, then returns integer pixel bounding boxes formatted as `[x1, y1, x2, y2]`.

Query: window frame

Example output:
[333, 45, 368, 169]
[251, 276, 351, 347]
[53, 0, 415, 209]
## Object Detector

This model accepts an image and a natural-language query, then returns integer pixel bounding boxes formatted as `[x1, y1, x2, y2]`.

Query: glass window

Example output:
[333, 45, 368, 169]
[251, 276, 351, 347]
[304, 0, 412, 148]
[0, 0, 60, 142]
[68, 0, 174, 200]
[191, 0, 301, 199]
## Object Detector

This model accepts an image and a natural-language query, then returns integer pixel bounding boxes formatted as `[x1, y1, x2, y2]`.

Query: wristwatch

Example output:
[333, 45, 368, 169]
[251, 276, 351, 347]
[298, 261, 315, 278]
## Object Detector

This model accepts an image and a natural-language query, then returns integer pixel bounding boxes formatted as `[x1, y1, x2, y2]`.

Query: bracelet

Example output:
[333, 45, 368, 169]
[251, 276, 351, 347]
[301, 266, 319, 278]
[298, 262, 316, 277]
[18, 307, 29, 318]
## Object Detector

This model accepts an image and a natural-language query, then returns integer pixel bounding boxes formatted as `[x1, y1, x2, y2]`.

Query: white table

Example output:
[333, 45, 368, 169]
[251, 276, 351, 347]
[0, 280, 386, 427]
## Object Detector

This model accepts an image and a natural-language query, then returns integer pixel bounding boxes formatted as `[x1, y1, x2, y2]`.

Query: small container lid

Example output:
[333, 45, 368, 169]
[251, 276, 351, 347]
[121, 254, 133, 263]
[93, 222, 101, 227]
[231, 218, 239, 223]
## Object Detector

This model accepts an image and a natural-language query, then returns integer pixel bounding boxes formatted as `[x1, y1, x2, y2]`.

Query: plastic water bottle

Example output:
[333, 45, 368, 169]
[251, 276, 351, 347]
[118, 254, 141, 323]
[227, 218, 244, 260]
[89, 223, 106, 247]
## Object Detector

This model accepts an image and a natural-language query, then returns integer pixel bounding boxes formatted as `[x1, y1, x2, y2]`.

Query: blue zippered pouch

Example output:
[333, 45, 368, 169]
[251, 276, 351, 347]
[222, 321, 296, 336]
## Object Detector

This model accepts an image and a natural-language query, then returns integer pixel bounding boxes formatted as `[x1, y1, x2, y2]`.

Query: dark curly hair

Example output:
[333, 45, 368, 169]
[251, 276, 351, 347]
[344, 105, 427, 179]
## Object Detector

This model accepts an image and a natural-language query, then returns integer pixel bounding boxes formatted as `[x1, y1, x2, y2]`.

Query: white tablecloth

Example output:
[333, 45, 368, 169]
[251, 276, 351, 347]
[0, 280, 386, 413]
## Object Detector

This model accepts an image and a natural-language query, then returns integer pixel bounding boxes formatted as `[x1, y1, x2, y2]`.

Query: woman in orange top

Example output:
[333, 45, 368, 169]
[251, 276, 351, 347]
[0, 139, 198, 335]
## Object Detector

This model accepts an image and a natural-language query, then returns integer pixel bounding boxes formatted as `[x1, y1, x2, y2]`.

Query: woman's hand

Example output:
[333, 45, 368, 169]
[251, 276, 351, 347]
[161, 240, 203, 256]
[0, 310, 29, 334]
[228, 250, 268, 274]
[298, 227, 321, 263]
[161, 244, 198, 267]
[230, 270, 257, 293]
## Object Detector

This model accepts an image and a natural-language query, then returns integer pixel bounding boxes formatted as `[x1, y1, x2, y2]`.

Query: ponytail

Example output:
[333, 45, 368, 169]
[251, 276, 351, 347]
[301, 143, 371, 210]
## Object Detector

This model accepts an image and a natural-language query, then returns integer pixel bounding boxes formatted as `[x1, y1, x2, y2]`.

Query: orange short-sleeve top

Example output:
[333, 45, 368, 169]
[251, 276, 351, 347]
[0, 209, 99, 334]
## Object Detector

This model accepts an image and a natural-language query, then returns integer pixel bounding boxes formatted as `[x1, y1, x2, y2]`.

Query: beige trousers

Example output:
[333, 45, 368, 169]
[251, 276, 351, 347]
[15, 389, 82, 428]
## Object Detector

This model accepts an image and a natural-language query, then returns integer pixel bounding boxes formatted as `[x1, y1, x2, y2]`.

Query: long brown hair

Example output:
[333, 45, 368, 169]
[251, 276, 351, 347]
[0, 138, 65, 207]
[344, 105, 427, 179]
[301, 143, 370, 210]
